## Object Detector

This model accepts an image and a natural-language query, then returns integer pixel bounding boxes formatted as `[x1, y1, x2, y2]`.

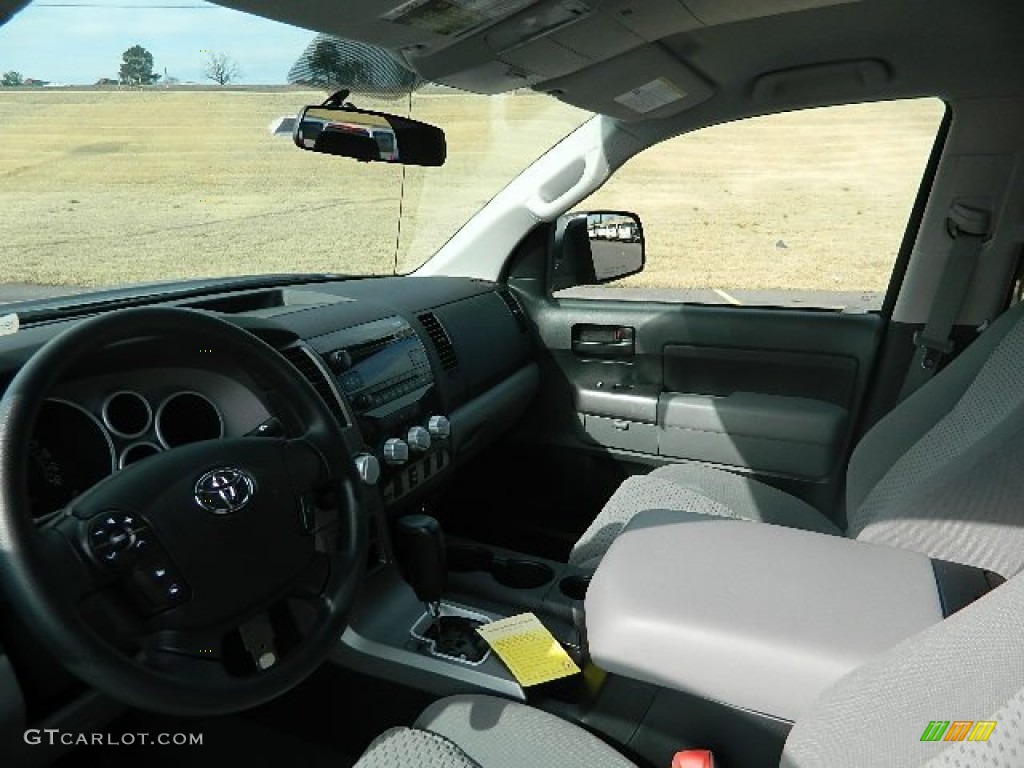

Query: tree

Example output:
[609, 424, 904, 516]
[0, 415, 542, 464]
[307, 39, 370, 88]
[119, 45, 159, 86]
[202, 51, 241, 86]
[1, 71, 24, 86]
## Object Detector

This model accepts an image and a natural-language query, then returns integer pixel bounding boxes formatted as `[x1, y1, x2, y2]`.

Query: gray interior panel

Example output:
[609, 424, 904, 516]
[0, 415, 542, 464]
[583, 414, 659, 453]
[576, 384, 659, 422]
[585, 510, 944, 722]
[657, 392, 848, 477]
[659, 392, 847, 440]
[662, 344, 859, 407]
[658, 426, 837, 478]
[524, 295, 883, 502]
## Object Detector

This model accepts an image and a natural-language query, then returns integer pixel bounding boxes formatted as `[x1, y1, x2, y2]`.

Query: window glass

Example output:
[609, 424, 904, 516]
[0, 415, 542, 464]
[559, 99, 946, 312]
[0, 3, 588, 303]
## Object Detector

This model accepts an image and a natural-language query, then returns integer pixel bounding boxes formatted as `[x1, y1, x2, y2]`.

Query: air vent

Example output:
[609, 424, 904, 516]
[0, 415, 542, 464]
[418, 312, 458, 372]
[279, 344, 350, 427]
[497, 288, 528, 332]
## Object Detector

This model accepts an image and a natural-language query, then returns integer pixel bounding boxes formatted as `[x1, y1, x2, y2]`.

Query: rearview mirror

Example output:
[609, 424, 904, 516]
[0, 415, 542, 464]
[553, 211, 645, 289]
[293, 91, 446, 167]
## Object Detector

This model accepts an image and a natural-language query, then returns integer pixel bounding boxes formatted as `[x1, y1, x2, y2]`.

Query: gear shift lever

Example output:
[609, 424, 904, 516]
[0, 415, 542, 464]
[395, 514, 447, 625]
[394, 515, 490, 664]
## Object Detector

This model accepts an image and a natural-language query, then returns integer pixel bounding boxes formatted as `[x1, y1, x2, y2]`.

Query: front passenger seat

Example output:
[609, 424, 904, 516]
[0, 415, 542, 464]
[354, 567, 1024, 767]
[571, 298, 1024, 577]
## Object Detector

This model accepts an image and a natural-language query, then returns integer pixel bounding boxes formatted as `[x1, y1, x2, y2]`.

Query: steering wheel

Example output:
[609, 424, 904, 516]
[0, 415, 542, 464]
[0, 308, 365, 715]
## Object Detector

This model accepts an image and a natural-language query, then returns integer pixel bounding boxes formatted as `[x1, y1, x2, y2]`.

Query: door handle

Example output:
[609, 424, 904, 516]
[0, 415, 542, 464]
[571, 325, 635, 357]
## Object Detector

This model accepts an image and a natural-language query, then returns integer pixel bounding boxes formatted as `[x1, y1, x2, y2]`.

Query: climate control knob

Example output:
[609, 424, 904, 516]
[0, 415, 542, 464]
[407, 426, 431, 452]
[382, 438, 409, 465]
[353, 453, 381, 485]
[427, 415, 451, 439]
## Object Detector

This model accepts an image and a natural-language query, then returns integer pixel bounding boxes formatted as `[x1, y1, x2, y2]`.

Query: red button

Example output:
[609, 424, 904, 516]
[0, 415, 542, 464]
[671, 750, 714, 768]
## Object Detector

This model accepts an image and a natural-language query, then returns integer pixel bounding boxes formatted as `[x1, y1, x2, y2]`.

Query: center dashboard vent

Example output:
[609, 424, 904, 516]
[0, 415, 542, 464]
[417, 312, 458, 372]
[279, 344, 350, 427]
[497, 288, 528, 332]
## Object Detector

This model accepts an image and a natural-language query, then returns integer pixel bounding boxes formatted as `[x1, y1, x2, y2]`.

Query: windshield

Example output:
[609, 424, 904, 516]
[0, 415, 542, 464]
[0, 1, 590, 305]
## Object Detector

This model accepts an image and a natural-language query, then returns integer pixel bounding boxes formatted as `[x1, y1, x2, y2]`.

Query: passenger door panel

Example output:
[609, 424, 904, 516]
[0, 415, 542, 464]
[525, 296, 884, 515]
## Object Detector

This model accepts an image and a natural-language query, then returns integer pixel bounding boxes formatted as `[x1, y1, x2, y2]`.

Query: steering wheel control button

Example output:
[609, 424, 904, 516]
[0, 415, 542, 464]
[194, 466, 255, 514]
[129, 564, 190, 613]
[246, 417, 284, 438]
[166, 583, 185, 604]
[87, 511, 149, 569]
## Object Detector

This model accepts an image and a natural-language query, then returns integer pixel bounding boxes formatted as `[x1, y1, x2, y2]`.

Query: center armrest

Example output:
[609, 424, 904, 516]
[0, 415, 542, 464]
[584, 510, 944, 721]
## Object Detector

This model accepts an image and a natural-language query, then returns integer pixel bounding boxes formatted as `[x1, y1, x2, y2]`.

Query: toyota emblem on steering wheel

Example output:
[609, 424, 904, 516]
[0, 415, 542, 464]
[195, 467, 255, 514]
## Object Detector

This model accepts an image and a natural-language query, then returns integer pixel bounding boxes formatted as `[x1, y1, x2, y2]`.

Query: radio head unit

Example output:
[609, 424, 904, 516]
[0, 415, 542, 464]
[328, 317, 434, 415]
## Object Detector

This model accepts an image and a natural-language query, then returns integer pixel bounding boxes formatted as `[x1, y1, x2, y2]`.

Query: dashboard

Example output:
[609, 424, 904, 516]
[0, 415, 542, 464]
[0, 275, 539, 737]
[5, 276, 537, 520]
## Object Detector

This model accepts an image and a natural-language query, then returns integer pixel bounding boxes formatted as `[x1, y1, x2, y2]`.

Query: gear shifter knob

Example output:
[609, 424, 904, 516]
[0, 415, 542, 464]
[395, 515, 447, 607]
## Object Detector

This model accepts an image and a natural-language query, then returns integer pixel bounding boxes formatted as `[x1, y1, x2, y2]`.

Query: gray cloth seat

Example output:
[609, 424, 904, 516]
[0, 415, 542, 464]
[355, 569, 1024, 768]
[571, 298, 1024, 578]
[355, 694, 638, 768]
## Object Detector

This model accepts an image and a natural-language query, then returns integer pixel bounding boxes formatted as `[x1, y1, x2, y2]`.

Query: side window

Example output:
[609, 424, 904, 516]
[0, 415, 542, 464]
[556, 99, 946, 312]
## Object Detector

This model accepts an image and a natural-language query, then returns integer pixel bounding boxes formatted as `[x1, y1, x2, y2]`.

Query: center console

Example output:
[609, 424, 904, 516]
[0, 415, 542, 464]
[584, 509, 995, 722]
[333, 511, 592, 702]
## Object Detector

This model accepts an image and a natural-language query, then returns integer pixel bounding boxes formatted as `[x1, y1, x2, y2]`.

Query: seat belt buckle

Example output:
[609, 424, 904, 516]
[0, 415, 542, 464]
[671, 750, 715, 768]
[913, 331, 954, 369]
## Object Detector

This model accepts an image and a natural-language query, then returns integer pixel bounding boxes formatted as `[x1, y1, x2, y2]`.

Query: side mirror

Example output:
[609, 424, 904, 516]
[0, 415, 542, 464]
[553, 211, 645, 289]
[293, 91, 446, 167]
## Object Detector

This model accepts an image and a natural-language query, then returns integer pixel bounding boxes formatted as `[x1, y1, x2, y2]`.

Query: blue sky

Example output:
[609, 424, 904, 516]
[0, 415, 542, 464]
[0, 1, 316, 84]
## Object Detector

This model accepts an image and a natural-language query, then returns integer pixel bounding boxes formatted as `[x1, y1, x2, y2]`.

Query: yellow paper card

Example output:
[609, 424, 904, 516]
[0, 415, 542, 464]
[476, 612, 581, 687]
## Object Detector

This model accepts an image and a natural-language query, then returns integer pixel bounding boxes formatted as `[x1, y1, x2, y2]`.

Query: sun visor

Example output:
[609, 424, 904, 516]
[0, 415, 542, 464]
[402, 0, 707, 95]
[539, 45, 713, 121]
[682, 0, 859, 25]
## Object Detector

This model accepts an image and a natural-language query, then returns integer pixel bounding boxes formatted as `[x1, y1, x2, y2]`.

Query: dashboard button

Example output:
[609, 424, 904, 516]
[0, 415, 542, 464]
[383, 438, 409, 465]
[327, 349, 353, 373]
[353, 453, 381, 485]
[407, 426, 431, 453]
[427, 415, 451, 439]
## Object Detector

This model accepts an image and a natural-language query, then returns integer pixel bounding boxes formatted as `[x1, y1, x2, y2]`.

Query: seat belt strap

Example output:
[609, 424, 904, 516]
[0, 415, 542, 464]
[899, 202, 990, 401]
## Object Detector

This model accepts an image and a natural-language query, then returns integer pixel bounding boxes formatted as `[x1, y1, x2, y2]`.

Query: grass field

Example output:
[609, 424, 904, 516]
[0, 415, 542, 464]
[0, 87, 942, 293]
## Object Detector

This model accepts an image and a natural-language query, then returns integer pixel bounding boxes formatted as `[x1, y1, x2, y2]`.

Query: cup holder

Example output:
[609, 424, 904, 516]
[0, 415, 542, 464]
[446, 544, 554, 590]
[559, 574, 591, 601]
[492, 559, 555, 590]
